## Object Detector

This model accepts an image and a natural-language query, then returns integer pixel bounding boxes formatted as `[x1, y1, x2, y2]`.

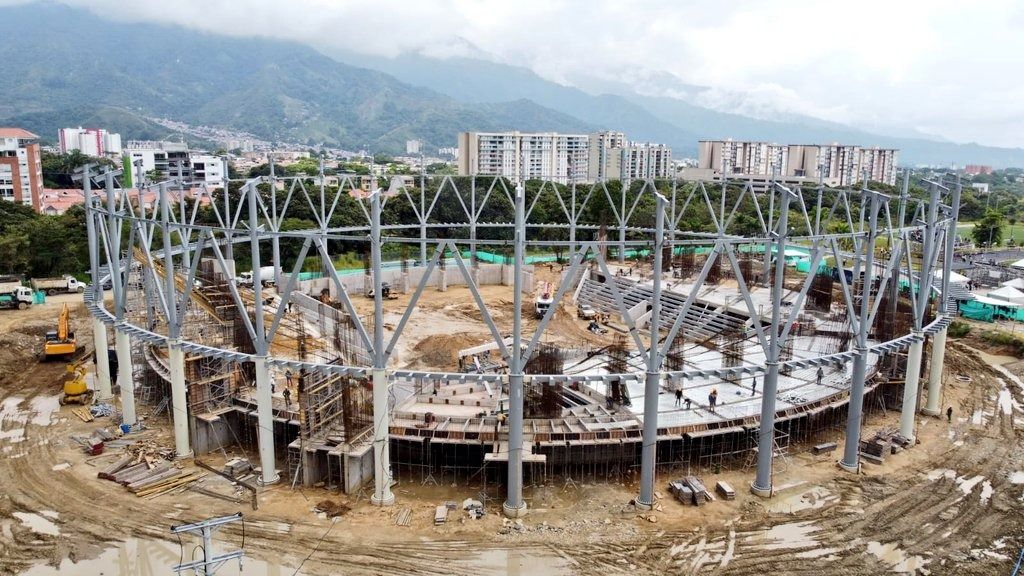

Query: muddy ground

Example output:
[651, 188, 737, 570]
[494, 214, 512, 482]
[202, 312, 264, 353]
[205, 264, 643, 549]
[1, 294, 1023, 575]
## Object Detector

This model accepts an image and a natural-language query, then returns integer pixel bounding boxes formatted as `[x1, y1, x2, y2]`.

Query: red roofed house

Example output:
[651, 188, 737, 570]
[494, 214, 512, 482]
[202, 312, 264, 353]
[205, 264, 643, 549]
[0, 128, 44, 211]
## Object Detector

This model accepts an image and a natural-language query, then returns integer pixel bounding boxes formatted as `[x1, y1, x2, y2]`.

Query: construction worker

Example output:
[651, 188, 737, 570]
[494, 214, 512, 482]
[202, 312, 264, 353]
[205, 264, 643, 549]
[285, 370, 293, 388]
[817, 366, 824, 385]
[946, 406, 953, 422]
[283, 387, 292, 407]
[751, 378, 757, 396]
[675, 388, 682, 407]
[708, 388, 718, 412]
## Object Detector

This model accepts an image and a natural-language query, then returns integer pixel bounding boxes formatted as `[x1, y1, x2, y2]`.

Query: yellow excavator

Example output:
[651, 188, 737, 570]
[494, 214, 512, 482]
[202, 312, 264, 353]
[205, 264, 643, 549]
[43, 303, 77, 360]
[60, 354, 94, 405]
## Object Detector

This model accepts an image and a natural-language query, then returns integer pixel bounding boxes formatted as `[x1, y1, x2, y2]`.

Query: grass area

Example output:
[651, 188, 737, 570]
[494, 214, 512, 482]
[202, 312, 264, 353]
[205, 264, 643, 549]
[957, 221, 1024, 245]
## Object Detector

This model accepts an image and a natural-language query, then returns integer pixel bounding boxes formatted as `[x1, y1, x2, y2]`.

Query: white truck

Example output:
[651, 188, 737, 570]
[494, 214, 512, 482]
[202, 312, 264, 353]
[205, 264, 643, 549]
[0, 280, 33, 310]
[31, 275, 85, 295]
[235, 266, 277, 287]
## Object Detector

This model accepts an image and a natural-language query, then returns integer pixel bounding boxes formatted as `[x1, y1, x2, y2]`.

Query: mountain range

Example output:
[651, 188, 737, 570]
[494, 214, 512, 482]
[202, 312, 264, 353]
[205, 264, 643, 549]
[2, 2, 1023, 167]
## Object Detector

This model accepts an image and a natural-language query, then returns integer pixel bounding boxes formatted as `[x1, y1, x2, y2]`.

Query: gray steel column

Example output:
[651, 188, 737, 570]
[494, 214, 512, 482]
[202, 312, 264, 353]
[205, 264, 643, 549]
[269, 156, 282, 289]
[160, 182, 191, 458]
[925, 175, 962, 416]
[636, 193, 666, 509]
[222, 157, 234, 262]
[618, 181, 627, 263]
[248, 183, 278, 484]
[419, 173, 428, 266]
[469, 176, 477, 263]
[84, 178, 113, 401]
[503, 183, 527, 518]
[370, 187, 395, 506]
[751, 185, 791, 497]
[901, 180, 939, 438]
[840, 190, 881, 472]
[105, 172, 136, 425]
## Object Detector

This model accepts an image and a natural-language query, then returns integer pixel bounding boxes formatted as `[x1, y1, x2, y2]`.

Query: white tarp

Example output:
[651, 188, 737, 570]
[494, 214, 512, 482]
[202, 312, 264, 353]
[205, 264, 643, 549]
[1001, 277, 1024, 289]
[986, 285, 1024, 303]
[1011, 258, 1024, 269]
[975, 295, 1023, 308]
[933, 269, 969, 284]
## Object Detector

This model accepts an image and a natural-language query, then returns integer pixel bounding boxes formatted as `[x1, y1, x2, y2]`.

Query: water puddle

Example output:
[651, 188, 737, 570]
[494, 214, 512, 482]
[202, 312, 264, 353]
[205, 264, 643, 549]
[745, 521, 820, 551]
[866, 541, 929, 573]
[13, 512, 60, 536]
[28, 395, 61, 426]
[956, 474, 985, 496]
[925, 468, 956, 481]
[767, 486, 839, 514]
[980, 480, 994, 505]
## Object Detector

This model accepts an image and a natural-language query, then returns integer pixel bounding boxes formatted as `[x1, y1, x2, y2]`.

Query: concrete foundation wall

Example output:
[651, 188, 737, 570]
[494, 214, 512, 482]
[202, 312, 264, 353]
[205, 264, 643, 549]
[285, 263, 534, 301]
[344, 448, 374, 494]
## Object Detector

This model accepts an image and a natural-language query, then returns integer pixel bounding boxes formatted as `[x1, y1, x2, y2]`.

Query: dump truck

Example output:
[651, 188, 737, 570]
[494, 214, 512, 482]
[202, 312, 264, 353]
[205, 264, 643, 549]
[31, 275, 85, 295]
[43, 303, 78, 360]
[0, 285, 34, 310]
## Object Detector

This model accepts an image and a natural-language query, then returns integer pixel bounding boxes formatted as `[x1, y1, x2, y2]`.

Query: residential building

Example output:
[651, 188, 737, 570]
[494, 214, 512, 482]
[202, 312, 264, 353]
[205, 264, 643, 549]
[691, 140, 898, 190]
[965, 164, 993, 176]
[458, 131, 590, 184]
[38, 187, 212, 215]
[971, 183, 990, 194]
[58, 127, 123, 157]
[0, 128, 43, 210]
[124, 142, 225, 188]
[458, 130, 673, 184]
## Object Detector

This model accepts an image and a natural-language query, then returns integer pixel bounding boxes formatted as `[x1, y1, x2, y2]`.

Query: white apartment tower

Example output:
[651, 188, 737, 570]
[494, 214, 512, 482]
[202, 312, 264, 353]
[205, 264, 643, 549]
[696, 140, 898, 189]
[0, 128, 43, 210]
[459, 132, 593, 184]
[58, 127, 123, 157]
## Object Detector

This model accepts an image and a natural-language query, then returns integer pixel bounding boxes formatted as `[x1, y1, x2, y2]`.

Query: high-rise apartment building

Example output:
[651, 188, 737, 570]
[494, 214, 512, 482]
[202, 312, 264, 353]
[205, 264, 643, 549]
[125, 141, 225, 188]
[0, 128, 43, 210]
[58, 127, 122, 157]
[458, 131, 672, 184]
[693, 140, 898, 189]
[458, 132, 592, 184]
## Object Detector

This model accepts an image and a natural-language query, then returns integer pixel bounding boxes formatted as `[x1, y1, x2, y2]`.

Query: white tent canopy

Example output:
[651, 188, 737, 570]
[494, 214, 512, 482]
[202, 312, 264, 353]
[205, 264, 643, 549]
[987, 285, 1024, 303]
[975, 295, 1022, 308]
[1002, 278, 1024, 290]
[1012, 258, 1024, 269]
[933, 269, 970, 284]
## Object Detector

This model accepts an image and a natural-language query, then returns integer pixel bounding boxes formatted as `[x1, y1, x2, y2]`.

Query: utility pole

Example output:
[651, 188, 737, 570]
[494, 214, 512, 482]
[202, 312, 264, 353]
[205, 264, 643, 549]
[171, 513, 244, 575]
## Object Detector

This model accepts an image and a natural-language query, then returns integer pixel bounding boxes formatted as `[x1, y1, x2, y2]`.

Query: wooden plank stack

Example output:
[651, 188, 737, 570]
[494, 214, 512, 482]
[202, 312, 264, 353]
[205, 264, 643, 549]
[95, 445, 204, 499]
[395, 508, 413, 527]
[669, 476, 715, 506]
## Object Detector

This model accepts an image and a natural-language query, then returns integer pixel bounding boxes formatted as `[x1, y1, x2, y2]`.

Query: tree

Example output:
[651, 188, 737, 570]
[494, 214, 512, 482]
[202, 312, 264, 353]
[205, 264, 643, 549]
[972, 209, 1005, 247]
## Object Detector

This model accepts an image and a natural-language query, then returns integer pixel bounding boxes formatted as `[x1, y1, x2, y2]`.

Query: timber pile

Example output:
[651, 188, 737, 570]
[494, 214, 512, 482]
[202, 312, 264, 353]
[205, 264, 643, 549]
[95, 440, 203, 498]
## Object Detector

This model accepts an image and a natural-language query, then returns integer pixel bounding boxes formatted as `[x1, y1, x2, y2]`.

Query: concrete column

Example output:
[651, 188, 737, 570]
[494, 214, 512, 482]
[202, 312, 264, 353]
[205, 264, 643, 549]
[93, 318, 112, 401]
[637, 192, 666, 510]
[504, 183, 527, 519]
[115, 327, 136, 426]
[839, 349, 868, 473]
[253, 356, 279, 484]
[168, 340, 191, 458]
[899, 334, 924, 439]
[370, 368, 395, 505]
[503, 373, 526, 518]
[924, 328, 948, 415]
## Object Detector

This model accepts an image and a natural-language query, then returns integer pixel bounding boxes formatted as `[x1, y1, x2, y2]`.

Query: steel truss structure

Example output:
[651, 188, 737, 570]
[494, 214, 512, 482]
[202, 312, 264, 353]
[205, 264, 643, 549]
[82, 158, 960, 516]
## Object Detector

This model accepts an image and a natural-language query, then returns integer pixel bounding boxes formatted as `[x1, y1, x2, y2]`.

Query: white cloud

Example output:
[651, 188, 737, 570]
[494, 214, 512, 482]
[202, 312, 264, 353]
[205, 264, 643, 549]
[49, 0, 1024, 147]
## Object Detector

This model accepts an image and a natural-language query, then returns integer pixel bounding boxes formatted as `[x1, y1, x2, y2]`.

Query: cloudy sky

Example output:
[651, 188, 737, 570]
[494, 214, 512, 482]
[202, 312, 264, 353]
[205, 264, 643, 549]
[29, 0, 1024, 148]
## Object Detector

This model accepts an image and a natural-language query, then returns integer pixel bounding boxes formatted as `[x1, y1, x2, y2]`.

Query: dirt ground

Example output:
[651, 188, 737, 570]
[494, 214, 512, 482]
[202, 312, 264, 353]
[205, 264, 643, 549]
[1, 295, 1024, 574]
